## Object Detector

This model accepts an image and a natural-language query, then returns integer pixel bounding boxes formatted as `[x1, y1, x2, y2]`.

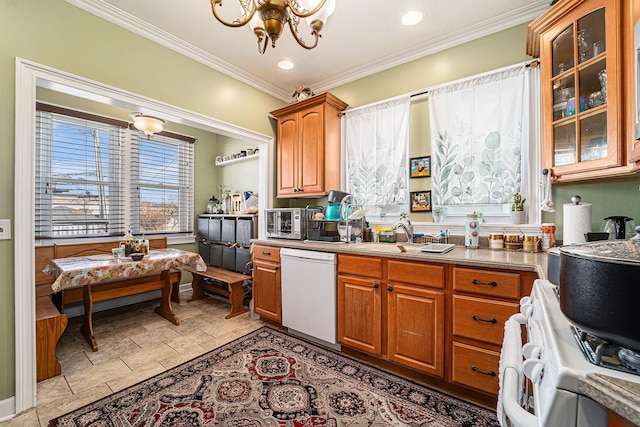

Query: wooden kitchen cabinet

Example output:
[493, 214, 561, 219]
[337, 254, 445, 378]
[527, 0, 640, 181]
[270, 93, 348, 198]
[450, 266, 536, 396]
[252, 245, 281, 323]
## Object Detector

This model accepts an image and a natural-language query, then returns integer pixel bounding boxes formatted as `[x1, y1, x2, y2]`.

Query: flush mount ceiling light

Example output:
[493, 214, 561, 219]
[401, 10, 424, 26]
[278, 59, 295, 69]
[129, 113, 166, 138]
[210, 0, 335, 54]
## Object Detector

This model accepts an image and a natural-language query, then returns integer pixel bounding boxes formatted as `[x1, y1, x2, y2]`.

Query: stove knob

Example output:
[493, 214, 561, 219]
[523, 358, 544, 383]
[522, 343, 541, 359]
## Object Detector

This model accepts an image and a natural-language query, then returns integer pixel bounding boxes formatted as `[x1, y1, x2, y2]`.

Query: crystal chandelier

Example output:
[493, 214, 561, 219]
[210, 0, 335, 54]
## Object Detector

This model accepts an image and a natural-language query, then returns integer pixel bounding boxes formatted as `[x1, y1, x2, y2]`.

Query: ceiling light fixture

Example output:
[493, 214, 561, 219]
[210, 0, 335, 54]
[401, 10, 424, 26]
[278, 59, 295, 70]
[129, 113, 166, 138]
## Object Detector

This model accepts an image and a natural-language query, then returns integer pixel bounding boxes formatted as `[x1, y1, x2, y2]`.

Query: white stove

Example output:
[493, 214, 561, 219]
[498, 279, 640, 427]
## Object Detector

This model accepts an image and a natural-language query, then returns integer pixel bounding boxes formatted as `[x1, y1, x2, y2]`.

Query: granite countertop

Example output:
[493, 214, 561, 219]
[251, 238, 548, 278]
[579, 374, 640, 425]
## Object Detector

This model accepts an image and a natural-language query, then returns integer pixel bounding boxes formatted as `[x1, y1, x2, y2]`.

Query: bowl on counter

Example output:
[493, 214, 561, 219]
[131, 253, 144, 261]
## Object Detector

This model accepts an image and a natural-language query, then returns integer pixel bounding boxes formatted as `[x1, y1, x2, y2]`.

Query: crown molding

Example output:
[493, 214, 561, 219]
[65, 0, 291, 101]
[66, 0, 549, 101]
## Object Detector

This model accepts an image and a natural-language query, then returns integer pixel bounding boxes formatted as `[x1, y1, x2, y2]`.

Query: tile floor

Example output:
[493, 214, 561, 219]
[2, 290, 266, 426]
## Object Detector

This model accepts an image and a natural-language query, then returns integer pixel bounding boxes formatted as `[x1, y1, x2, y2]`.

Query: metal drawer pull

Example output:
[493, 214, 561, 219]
[261, 251, 271, 255]
[472, 279, 497, 287]
[471, 365, 496, 376]
[472, 315, 497, 323]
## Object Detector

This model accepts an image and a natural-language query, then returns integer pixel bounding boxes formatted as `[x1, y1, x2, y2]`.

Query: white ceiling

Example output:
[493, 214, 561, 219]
[66, 0, 549, 101]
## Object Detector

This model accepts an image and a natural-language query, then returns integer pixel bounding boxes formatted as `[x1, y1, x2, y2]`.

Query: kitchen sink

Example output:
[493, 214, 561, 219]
[350, 242, 424, 253]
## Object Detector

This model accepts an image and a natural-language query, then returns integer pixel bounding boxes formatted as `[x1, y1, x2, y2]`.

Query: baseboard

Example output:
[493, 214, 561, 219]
[0, 396, 15, 422]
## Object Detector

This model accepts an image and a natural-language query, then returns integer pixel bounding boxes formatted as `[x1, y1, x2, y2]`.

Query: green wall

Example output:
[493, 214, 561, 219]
[2, 0, 638, 405]
[0, 0, 283, 401]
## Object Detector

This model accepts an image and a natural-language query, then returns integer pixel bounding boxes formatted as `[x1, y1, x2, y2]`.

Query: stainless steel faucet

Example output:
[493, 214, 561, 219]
[392, 221, 414, 243]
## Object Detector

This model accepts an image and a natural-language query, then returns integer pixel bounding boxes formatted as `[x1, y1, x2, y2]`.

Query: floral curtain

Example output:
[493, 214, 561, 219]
[344, 96, 410, 209]
[428, 66, 529, 207]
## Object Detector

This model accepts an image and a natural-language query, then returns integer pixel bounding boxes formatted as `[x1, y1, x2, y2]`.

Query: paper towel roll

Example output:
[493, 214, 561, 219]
[563, 202, 592, 245]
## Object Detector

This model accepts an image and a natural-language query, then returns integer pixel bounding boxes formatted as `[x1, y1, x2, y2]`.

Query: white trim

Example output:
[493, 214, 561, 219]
[14, 57, 272, 416]
[0, 396, 16, 422]
[65, 0, 549, 100]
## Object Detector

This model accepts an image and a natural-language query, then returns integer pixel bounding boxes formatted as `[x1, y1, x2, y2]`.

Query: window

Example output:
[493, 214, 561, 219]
[35, 103, 194, 240]
[428, 62, 540, 223]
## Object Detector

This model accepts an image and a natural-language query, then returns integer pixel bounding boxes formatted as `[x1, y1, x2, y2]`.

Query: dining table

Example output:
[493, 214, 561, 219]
[44, 248, 207, 351]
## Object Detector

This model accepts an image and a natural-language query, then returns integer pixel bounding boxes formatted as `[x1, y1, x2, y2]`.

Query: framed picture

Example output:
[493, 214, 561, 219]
[410, 156, 430, 178]
[410, 191, 432, 212]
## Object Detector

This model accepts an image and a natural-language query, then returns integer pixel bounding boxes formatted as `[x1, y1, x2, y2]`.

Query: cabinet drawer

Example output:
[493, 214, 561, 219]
[338, 254, 383, 279]
[388, 260, 444, 289]
[253, 245, 280, 263]
[451, 341, 499, 396]
[453, 295, 519, 345]
[453, 267, 520, 299]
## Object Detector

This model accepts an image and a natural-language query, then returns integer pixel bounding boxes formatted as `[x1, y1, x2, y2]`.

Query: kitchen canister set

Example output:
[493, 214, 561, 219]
[486, 225, 555, 252]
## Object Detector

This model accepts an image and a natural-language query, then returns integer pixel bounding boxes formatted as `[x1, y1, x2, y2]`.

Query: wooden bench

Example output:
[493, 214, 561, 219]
[36, 296, 68, 382]
[184, 266, 249, 319]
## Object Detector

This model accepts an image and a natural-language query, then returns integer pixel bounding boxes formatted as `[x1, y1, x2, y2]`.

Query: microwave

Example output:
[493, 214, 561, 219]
[265, 208, 308, 240]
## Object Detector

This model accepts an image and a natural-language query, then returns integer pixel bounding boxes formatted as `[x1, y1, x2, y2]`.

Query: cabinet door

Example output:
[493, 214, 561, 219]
[297, 105, 324, 195]
[277, 114, 298, 197]
[387, 283, 445, 377]
[337, 274, 382, 355]
[539, 0, 623, 178]
[252, 259, 281, 322]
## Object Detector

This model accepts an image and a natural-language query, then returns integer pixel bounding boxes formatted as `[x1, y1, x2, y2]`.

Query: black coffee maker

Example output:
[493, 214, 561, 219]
[601, 216, 635, 240]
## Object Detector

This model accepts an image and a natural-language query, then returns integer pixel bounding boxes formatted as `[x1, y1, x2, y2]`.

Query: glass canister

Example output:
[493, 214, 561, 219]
[489, 233, 504, 250]
[465, 213, 480, 249]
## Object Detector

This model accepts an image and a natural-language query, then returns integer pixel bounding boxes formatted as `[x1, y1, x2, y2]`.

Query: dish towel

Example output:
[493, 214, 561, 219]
[497, 313, 526, 426]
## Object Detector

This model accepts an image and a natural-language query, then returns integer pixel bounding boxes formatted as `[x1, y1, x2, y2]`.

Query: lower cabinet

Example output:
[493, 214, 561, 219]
[337, 254, 445, 378]
[252, 245, 281, 322]
[450, 266, 536, 395]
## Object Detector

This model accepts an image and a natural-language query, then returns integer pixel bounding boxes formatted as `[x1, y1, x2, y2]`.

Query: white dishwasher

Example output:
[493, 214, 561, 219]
[280, 248, 338, 347]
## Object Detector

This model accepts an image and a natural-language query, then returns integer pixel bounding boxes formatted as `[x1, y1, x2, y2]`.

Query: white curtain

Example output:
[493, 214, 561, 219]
[429, 65, 534, 209]
[343, 96, 410, 210]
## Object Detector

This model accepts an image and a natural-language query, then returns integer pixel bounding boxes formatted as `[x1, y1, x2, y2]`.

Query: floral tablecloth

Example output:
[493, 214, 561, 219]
[45, 248, 207, 293]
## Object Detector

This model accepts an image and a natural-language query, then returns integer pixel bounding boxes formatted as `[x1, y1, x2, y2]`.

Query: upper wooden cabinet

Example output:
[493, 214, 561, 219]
[527, 0, 640, 182]
[270, 93, 348, 198]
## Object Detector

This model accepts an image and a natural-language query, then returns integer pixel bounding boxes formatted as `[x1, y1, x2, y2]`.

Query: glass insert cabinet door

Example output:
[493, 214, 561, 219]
[551, 7, 608, 167]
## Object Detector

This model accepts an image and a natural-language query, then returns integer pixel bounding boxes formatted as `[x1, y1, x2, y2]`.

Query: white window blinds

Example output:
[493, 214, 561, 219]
[35, 104, 127, 239]
[129, 129, 194, 235]
[35, 103, 195, 240]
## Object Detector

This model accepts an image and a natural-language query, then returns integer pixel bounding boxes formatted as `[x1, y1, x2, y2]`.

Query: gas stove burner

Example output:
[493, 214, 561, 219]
[618, 348, 640, 372]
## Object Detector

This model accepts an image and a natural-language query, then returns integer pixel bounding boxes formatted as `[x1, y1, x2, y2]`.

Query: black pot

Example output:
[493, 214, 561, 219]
[559, 241, 640, 353]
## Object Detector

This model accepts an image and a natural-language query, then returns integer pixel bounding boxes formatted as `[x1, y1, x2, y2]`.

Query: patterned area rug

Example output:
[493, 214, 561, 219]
[49, 327, 499, 426]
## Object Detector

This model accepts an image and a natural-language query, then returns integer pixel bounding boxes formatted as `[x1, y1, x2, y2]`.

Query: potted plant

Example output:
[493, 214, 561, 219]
[432, 206, 447, 223]
[510, 192, 527, 224]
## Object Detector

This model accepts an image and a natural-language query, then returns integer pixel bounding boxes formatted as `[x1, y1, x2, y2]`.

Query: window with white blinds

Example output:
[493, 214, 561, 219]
[128, 130, 194, 235]
[35, 103, 194, 240]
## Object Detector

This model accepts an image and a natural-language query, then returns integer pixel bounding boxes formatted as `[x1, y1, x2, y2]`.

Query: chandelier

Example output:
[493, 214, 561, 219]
[210, 0, 335, 54]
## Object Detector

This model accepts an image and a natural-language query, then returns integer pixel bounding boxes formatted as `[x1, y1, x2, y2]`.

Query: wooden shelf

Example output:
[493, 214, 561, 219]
[215, 153, 259, 167]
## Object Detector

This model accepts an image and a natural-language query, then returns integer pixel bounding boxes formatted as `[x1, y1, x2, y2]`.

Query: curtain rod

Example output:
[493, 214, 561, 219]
[408, 59, 539, 100]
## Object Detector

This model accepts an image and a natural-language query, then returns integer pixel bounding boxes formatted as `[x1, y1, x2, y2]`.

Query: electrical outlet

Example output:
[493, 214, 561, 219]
[0, 219, 11, 240]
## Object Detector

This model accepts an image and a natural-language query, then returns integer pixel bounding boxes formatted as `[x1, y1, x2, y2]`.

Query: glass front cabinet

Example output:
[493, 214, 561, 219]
[528, 0, 640, 182]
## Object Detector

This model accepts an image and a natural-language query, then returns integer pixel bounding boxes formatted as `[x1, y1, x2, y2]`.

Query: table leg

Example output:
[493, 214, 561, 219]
[154, 270, 180, 325]
[80, 285, 99, 352]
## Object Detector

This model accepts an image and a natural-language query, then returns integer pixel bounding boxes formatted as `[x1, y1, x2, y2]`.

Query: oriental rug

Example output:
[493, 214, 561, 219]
[49, 327, 499, 426]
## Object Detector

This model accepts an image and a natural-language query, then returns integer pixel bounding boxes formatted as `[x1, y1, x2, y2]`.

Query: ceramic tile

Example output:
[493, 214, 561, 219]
[4, 289, 265, 427]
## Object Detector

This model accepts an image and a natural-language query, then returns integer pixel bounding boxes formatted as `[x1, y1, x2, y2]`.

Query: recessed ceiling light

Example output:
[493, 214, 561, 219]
[278, 60, 295, 70]
[401, 10, 423, 26]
